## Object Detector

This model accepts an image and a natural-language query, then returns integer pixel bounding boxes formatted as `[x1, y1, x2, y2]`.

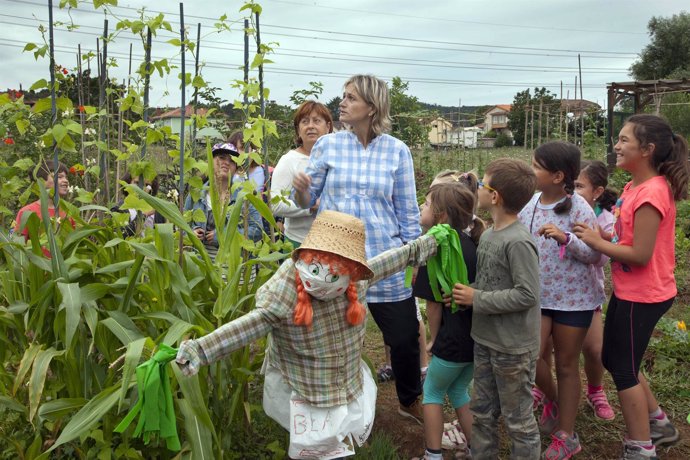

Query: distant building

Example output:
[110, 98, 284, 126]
[483, 104, 512, 136]
[428, 117, 453, 146]
[560, 99, 601, 117]
[449, 127, 482, 148]
[151, 105, 225, 141]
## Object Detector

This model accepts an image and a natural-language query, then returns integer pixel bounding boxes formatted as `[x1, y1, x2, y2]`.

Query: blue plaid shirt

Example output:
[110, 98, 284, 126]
[302, 131, 421, 302]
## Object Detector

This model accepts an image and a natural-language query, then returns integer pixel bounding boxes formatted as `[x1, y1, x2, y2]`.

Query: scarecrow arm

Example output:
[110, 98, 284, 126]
[177, 308, 280, 375]
[368, 234, 437, 285]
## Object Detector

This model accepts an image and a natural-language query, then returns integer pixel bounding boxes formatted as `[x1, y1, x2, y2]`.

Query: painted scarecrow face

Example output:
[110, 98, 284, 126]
[295, 258, 351, 301]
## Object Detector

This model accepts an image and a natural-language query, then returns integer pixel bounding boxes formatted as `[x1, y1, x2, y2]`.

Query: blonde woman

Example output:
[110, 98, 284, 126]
[293, 74, 423, 422]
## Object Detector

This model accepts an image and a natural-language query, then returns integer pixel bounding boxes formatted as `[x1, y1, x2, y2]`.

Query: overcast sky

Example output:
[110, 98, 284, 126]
[0, 0, 687, 111]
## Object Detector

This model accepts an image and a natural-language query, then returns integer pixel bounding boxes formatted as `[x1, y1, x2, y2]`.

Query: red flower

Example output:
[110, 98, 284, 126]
[69, 166, 76, 174]
[78, 105, 85, 113]
[62, 68, 68, 75]
[15, 91, 22, 98]
[4, 138, 15, 145]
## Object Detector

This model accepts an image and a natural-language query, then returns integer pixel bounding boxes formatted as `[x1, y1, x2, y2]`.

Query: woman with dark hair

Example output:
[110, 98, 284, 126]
[184, 142, 263, 260]
[292, 74, 424, 423]
[270, 100, 333, 248]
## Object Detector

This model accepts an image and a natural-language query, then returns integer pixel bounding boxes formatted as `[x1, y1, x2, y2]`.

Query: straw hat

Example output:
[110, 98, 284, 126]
[293, 210, 374, 280]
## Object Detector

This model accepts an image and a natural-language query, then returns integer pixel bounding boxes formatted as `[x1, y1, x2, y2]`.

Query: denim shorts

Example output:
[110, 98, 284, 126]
[541, 308, 594, 328]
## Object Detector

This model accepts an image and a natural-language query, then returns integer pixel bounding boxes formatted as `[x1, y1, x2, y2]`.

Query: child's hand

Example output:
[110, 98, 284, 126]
[176, 340, 204, 377]
[538, 224, 567, 244]
[452, 283, 474, 307]
[573, 222, 604, 247]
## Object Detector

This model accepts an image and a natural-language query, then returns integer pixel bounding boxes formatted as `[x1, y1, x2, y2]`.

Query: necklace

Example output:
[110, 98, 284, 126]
[529, 193, 542, 234]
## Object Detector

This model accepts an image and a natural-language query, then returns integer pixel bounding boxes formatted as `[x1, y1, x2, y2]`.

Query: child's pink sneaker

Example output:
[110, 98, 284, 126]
[586, 389, 615, 420]
[539, 400, 560, 434]
[542, 430, 581, 460]
[533, 386, 546, 410]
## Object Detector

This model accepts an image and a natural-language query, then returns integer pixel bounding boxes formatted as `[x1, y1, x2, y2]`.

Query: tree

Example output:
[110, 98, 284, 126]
[630, 12, 690, 80]
[389, 77, 430, 148]
[325, 96, 341, 122]
[508, 87, 558, 147]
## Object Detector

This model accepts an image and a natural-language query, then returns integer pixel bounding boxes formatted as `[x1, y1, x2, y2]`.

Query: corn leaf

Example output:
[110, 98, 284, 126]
[38, 384, 124, 459]
[101, 311, 144, 346]
[37, 397, 87, 425]
[118, 337, 149, 410]
[13, 343, 42, 395]
[177, 398, 213, 460]
[28, 347, 65, 423]
[57, 282, 81, 348]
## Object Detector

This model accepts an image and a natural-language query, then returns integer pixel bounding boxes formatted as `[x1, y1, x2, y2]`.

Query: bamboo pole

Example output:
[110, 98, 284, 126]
[190, 22, 201, 158]
[140, 28, 152, 167]
[98, 19, 110, 203]
[574, 76, 578, 145]
[48, 0, 59, 208]
[178, 3, 187, 265]
[578, 54, 584, 148]
[524, 105, 529, 149]
[538, 98, 543, 146]
[256, 10, 275, 242]
[530, 102, 535, 150]
[242, 19, 250, 246]
[559, 81, 563, 139]
[76, 46, 88, 190]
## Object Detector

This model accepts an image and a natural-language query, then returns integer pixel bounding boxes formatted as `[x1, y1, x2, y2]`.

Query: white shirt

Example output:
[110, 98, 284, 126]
[270, 149, 315, 243]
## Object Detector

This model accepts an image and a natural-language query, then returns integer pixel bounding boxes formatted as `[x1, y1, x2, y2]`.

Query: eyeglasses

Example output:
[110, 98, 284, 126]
[478, 180, 497, 193]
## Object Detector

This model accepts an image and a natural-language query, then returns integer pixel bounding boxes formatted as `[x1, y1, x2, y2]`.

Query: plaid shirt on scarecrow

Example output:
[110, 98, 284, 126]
[194, 234, 437, 407]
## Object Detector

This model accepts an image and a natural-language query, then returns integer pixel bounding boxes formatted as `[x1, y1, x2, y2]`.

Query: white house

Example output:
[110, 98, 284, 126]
[151, 105, 225, 141]
[449, 127, 482, 148]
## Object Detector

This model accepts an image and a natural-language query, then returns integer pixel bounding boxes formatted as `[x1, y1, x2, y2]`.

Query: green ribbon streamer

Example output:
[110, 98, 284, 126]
[426, 224, 469, 313]
[114, 343, 181, 451]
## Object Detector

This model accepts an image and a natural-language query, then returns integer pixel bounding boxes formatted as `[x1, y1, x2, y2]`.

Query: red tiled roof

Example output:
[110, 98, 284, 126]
[151, 105, 211, 120]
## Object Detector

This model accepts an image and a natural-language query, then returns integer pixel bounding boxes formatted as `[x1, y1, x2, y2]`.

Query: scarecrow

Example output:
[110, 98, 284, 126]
[176, 210, 440, 459]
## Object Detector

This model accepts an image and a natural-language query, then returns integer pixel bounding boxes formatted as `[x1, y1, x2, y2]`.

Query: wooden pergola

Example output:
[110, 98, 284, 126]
[606, 79, 690, 169]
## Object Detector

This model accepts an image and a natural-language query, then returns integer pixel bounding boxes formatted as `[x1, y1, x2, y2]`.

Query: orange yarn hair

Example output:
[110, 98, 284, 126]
[293, 249, 367, 327]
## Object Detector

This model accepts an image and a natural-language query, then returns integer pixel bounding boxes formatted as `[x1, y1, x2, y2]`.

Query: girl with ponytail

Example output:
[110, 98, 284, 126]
[518, 141, 604, 458]
[574, 115, 689, 458]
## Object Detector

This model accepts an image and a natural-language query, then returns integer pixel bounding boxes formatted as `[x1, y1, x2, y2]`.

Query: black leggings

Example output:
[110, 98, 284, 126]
[602, 293, 674, 391]
[368, 297, 421, 406]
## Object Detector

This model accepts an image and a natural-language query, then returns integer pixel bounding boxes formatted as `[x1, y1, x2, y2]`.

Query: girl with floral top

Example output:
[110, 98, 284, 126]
[518, 141, 604, 459]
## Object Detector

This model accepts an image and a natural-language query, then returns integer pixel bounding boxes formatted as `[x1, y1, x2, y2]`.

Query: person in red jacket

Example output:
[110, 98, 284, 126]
[13, 159, 73, 256]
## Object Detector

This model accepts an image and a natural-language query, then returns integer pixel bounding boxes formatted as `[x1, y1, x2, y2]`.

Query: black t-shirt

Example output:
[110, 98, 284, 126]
[413, 230, 477, 363]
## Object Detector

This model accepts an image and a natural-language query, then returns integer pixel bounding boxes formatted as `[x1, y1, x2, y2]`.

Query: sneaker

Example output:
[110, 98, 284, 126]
[539, 400, 559, 434]
[377, 364, 394, 383]
[586, 389, 615, 420]
[441, 424, 467, 450]
[542, 430, 581, 460]
[649, 418, 680, 448]
[620, 443, 658, 459]
[398, 399, 423, 425]
[533, 386, 546, 410]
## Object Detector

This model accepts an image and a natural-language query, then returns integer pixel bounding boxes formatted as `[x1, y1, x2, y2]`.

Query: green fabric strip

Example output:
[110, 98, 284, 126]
[114, 343, 181, 451]
[426, 224, 469, 313]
